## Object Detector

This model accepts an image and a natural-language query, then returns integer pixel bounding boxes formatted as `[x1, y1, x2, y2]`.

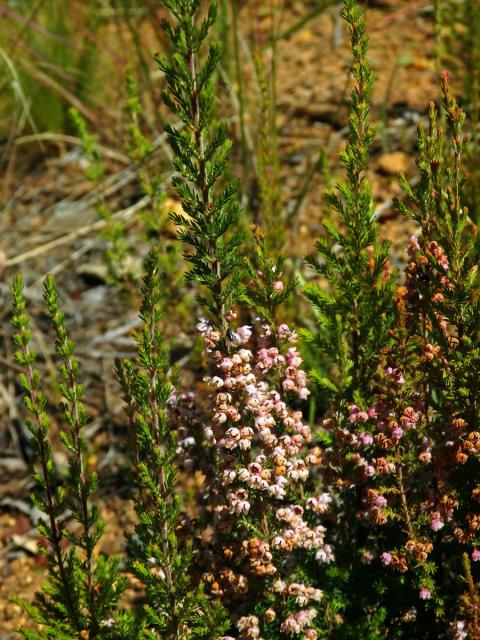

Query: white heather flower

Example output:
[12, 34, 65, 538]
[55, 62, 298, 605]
[233, 325, 253, 344]
[238, 468, 250, 482]
[272, 535, 287, 549]
[306, 493, 332, 514]
[196, 317, 211, 333]
[269, 483, 286, 499]
[238, 348, 253, 362]
[222, 469, 237, 484]
[100, 618, 115, 628]
[315, 544, 334, 564]
[299, 387, 310, 400]
[214, 412, 227, 424]
[203, 426, 214, 441]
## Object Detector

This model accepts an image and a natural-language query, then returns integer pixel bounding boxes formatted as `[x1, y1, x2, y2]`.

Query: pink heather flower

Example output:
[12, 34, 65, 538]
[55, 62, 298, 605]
[348, 407, 369, 424]
[392, 427, 404, 440]
[359, 432, 374, 446]
[430, 513, 445, 532]
[273, 579, 287, 592]
[277, 323, 291, 340]
[282, 378, 295, 391]
[408, 234, 421, 255]
[472, 549, 480, 561]
[273, 280, 284, 292]
[286, 348, 302, 366]
[237, 615, 261, 639]
[381, 552, 392, 565]
[348, 405, 359, 422]
[280, 609, 317, 634]
[419, 587, 431, 600]
[386, 367, 405, 385]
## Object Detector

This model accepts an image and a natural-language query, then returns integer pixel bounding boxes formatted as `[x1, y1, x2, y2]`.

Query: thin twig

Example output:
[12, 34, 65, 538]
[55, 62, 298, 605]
[4, 196, 150, 267]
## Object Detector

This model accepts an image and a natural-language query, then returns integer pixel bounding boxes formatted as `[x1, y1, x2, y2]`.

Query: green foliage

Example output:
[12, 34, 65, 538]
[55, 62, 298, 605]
[398, 71, 480, 425]
[242, 227, 296, 324]
[435, 0, 480, 222]
[11, 275, 125, 639]
[303, 0, 396, 403]
[156, 0, 244, 338]
[253, 54, 283, 254]
[117, 249, 228, 639]
[125, 66, 153, 163]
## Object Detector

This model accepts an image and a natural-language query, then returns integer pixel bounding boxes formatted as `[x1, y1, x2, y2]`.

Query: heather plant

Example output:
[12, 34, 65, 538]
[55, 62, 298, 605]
[116, 249, 228, 639]
[10, 261, 227, 639]
[11, 275, 125, 639]
[390, 71, 480, 635]
[186, 275, 333, 639]
[440, 0, 480, 222]
[299, 3, 405, 634]
[303, 0, 396, 403]
[304, 25, 480, 639]
[157, 2, 335, 637]
[155, 0, 244, 339]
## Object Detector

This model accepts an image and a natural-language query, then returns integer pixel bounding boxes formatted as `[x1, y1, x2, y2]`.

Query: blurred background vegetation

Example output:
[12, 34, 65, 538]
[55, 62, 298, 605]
[0, 1, 167, 161]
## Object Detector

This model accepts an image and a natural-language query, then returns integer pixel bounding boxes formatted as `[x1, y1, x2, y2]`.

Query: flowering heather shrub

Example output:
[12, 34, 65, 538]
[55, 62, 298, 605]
[9, 0, 480, 638]
[190, 299, 333, 637]
[307, 49, 480, 640]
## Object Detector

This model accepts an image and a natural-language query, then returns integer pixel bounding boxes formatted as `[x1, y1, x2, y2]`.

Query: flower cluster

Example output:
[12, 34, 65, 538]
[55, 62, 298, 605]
[190, 317, 332, 635]
[199, 319, 319, 519]
[280, 609, 317, 637]
[273, 505, 333, 563]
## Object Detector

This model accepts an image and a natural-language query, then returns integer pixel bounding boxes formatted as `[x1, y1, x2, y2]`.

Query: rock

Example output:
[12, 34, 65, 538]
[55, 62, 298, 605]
[378, 151, 409, 176]
[77, 261, 109, 282]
